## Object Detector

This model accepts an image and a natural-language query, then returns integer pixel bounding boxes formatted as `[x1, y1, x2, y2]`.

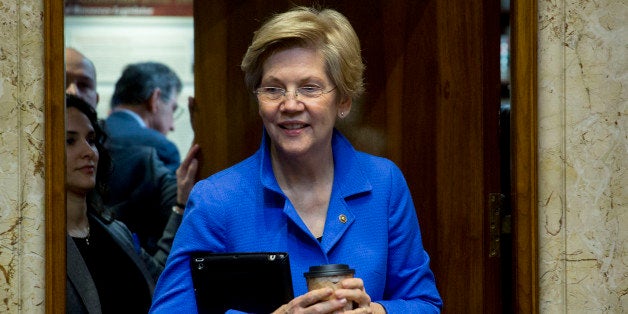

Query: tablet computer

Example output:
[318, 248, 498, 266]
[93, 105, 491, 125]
[190, 252, 294, 313]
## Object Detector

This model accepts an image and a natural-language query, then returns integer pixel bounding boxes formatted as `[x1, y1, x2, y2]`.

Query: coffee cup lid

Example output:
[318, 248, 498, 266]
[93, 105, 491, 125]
[304, 264, 355, 278]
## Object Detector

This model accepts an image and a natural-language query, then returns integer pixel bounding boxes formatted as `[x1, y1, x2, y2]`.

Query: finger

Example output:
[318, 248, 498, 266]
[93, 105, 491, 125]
[271, 304, 289, 314]
[305, 288, 334, 306]
[181, 144, 200, 169]
[186, 144, 200, 159]
[188, 96, 197, 127]
[186, 159, 199, 179]
[334, 285, 371, 309]
[187, 96, 195, 111]
[334, 288, 368, 302]
[297, 296, 350, 314]
[339, 278, 364, 289]
[308, 298, 350, 313]
[190, 143, 201, 157]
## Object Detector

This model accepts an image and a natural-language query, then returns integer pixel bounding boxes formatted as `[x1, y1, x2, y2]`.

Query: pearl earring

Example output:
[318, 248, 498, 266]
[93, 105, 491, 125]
[340, 112, 344, 117]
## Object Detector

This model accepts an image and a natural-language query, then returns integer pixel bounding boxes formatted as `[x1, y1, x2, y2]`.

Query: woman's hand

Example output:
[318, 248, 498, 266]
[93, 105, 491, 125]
[333, 278, 385, 314]
[272, 288, 350, 314]
[272, 278, 385, 314]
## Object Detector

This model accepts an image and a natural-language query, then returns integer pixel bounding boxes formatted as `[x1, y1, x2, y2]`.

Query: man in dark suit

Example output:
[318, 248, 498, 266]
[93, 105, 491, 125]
[103, 62, 202, 254]
[106, 144, 176, 255]
[104, 62, 183, 172]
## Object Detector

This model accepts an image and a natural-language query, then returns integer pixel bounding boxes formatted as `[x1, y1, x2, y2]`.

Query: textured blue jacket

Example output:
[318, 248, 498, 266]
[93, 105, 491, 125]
[150, 129, 442, 313]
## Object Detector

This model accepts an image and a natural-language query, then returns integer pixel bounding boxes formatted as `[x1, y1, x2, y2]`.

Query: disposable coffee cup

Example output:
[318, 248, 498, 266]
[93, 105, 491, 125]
[304, 264, 355, 310]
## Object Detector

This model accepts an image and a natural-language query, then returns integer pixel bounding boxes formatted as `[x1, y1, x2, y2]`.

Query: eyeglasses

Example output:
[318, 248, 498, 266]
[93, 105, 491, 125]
[254, 86, 337, 103]
[173, 104, 185, 120]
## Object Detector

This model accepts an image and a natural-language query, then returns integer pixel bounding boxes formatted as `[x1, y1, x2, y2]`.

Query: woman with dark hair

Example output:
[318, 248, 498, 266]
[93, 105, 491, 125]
[65, 94, 162, 313]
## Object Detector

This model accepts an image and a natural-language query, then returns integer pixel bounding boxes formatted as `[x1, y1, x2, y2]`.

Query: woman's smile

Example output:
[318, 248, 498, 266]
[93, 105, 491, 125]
[279, 122, 308, 130]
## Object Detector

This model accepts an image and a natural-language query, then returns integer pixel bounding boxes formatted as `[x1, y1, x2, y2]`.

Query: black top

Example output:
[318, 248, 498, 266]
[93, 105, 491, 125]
[72, 216, 152, 313]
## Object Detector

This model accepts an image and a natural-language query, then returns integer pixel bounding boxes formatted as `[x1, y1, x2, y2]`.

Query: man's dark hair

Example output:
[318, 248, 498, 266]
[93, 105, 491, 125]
[110, 62, 182, 108]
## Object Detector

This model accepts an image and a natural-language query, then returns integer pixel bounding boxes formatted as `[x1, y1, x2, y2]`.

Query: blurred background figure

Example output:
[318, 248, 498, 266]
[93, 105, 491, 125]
[105, 142, 199, 256]
[65, 47, 99, 109]
[102, 61, 196, 254]
[65, 50, 199, 259]
[104, 61, 183, 172]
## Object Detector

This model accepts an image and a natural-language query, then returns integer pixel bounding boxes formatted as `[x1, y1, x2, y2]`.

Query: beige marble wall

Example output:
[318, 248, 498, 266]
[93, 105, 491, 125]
[538, 0, 627, 313]
[0, 0, 46, 313]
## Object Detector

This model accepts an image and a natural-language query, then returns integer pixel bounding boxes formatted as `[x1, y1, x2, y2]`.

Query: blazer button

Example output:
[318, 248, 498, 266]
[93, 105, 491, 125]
[339, 214, 348, 223]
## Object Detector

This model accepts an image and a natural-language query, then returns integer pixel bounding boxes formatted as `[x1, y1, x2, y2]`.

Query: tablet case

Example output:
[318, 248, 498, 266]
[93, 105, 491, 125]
[190, 252, 294, 313]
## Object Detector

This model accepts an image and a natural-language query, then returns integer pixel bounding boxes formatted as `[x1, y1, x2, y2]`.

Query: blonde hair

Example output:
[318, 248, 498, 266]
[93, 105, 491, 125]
[241, 6, 365, 101]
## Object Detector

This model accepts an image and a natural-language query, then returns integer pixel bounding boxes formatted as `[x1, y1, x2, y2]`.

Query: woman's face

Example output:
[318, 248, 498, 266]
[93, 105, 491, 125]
[258, 46, 351, 159]
[66, 107, 99, 195]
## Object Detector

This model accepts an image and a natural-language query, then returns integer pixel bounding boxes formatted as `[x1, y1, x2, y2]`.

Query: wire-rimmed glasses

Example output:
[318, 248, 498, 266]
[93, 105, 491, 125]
[254, 86, 336, 103]
[173, 104, 185, 121]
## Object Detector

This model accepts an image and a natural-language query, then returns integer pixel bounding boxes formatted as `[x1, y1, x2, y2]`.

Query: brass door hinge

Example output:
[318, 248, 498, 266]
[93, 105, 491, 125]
[488, 193, 505, 258]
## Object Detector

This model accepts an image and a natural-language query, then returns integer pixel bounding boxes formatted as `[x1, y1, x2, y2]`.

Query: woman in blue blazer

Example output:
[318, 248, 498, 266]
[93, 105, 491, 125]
[151, 6, 442, 313]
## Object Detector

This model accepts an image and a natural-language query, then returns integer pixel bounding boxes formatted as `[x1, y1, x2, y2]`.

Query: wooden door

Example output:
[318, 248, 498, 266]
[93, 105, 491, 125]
[193, 1, 504, 312]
